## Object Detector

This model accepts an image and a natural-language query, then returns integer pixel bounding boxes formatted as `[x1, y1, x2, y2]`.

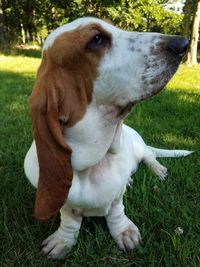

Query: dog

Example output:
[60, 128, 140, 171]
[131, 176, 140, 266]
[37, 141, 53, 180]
[24, 17, 191, 259]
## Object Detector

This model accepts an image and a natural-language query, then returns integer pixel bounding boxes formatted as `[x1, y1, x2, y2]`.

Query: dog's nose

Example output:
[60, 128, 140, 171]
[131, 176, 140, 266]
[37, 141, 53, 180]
[168, 36, 189, 56]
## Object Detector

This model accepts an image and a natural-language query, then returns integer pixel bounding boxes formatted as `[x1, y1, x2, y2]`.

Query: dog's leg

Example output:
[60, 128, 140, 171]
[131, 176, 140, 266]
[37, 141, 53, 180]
[106, 195, 140, 252]
[144, 157, 168, 180]
[41, 204, 82, 259]
[142, 147, 168, 180]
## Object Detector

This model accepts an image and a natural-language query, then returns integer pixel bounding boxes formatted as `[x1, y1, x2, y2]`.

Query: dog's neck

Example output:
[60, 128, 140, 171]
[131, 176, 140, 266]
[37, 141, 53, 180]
[97, 101, 135, 122]
[63, 100, 134, 171]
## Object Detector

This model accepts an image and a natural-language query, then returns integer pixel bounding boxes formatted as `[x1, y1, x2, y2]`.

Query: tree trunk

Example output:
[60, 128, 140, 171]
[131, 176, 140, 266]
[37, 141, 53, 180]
[184, 0, 200, 65]
[182, 0, 193, 37]
[20, 23, 26, 44]
[0, 0, 9, 46]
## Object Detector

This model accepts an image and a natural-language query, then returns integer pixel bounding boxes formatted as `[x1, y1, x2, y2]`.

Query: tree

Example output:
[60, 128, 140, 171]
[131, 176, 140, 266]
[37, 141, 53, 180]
[182, 0, 193, 37]
[0, 0, 187, 47]
[184, 0, 200, 65]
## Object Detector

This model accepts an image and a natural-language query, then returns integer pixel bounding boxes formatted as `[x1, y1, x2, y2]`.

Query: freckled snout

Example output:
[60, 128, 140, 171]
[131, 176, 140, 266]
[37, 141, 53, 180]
[136, 35, 189, 102]
[168, 36, 189, 57]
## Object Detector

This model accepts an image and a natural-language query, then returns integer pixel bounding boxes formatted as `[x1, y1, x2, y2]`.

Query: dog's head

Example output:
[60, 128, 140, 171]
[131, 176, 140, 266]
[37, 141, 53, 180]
[30, 17, 188, 220]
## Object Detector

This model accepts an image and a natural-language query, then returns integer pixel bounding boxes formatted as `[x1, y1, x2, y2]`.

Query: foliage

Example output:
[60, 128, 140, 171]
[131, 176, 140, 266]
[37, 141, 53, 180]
[105, 0, 183, 33]
[0, 0, 183, 46]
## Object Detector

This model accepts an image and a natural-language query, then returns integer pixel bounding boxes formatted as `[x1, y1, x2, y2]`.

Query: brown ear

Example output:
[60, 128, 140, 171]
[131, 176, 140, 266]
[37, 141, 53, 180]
[29, 51, 91, 220]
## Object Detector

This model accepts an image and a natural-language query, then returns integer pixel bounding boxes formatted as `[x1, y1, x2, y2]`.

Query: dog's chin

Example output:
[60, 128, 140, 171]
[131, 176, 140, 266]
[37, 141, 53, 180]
[137, 62, 180, 102]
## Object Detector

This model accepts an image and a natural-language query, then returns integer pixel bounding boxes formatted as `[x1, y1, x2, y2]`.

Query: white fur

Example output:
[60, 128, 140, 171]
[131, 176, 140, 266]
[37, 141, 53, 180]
[24, 17, 191, 259]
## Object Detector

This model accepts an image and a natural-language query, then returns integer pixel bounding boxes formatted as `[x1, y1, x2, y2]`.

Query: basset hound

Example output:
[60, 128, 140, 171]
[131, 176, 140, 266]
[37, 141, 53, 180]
[24, 17, 191, 259]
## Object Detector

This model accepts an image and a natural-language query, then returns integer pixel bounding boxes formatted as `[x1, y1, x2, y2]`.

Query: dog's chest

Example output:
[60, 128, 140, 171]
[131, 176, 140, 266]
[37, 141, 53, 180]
[66, 152, 132, 216]
[63, 103, 120, 171]
[63, 105, 139, 216]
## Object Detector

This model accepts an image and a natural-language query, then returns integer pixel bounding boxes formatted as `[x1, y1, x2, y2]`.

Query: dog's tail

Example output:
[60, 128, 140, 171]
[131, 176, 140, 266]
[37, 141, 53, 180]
[148, 146, 193, 158]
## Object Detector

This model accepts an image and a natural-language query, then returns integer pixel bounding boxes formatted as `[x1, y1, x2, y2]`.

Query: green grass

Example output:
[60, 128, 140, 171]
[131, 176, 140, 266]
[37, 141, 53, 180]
[0, 50, 200, 267]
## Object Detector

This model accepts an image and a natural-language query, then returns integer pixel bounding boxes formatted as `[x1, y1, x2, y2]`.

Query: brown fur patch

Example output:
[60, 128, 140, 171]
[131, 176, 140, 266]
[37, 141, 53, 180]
[30, 23, 111, 220]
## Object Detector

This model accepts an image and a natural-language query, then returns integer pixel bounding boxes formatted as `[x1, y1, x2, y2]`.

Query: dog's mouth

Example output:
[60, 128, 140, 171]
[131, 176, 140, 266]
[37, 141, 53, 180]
[139, 59, 180, 101]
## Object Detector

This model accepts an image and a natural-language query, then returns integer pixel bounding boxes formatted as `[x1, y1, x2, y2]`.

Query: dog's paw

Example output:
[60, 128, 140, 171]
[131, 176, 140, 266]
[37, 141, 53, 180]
[145, 158, 168, 180]
[115, 225, 141, 252]
[148, 160, 168, 180]
[41, 231, 73, 259]
[154, 164, 168, 180]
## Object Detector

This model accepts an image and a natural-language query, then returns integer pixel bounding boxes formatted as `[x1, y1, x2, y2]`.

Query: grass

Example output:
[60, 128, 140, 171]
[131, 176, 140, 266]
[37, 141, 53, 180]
[0, 49, 200, 267]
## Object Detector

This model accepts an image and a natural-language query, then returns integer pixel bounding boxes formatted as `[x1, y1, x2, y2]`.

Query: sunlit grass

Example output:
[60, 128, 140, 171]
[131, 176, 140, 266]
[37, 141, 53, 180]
[167, 64, 200, 92]
[0, 54, 40, 76]
[0, 51, 200, 267]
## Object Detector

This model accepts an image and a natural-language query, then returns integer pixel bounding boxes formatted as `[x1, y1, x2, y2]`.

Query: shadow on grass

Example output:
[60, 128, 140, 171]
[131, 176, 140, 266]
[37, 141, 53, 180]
[0, 70, 34, 155]
[126, 88, 200, 150]
[0, 70, 35, 95]
[0, 70, 34, 156]
[0, 48, 41, 58]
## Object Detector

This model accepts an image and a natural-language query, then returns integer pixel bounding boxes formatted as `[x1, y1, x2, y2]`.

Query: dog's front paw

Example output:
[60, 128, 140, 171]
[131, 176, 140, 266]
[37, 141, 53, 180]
[41, 231, 73, 259]
[115, 224, 141, 252]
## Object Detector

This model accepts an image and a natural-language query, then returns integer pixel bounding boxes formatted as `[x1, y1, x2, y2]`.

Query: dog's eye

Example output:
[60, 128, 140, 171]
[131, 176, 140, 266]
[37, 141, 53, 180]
[87, 32, 110, 49]
[94, 34, 103, 45]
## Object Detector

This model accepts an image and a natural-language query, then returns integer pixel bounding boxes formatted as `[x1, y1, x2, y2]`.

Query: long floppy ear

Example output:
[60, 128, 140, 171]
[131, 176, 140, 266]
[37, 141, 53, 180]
[29, 51, 91, 220]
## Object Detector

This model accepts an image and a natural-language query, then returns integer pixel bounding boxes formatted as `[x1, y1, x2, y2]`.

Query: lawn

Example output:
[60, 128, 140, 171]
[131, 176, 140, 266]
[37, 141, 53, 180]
[0, 50, 200, 267]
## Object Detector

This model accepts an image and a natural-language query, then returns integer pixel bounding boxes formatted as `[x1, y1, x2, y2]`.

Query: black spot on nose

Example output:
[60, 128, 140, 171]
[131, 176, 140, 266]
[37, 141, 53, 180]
[168, 36, 189, 56]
